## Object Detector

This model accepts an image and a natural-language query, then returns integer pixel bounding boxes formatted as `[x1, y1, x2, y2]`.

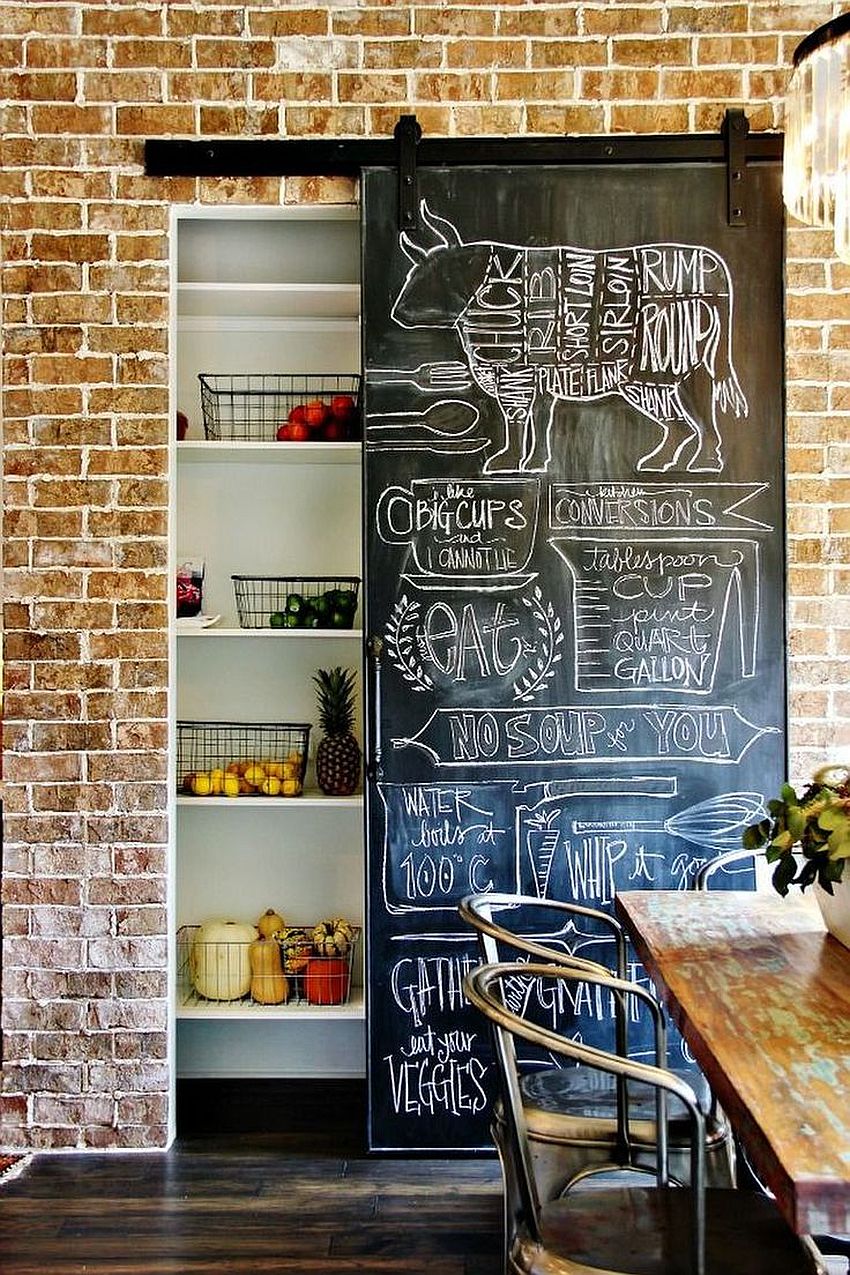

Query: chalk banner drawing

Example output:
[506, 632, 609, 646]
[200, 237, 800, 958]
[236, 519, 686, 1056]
[548, 481, 773, 534]
[392, 704, 778, 768]
[361, 162, 786, 1151]
[391, 202, 748, 475]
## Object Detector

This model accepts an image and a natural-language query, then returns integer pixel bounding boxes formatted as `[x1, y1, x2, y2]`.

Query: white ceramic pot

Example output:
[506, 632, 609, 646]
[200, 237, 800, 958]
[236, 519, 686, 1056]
[814, 874, 850, 949]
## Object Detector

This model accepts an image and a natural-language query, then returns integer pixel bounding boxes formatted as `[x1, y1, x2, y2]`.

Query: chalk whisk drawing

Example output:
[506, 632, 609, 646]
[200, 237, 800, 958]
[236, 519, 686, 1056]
[390, 201, 748, 476]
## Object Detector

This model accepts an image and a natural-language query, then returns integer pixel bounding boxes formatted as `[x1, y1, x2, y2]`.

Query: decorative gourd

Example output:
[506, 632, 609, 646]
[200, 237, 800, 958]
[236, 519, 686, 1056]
[191, 919, 257, 1000]
[277, 926, 313, 974]
[305, 957, 350, 1005]
[257, 908, 285, 939]
[249, 934, 289, 1005]
[312, 917, 356, 957]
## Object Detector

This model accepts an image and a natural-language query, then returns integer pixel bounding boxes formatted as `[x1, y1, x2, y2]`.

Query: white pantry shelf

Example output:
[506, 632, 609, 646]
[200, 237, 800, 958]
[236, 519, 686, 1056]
[176, 440, 362, 465]
[176, 792, 363, 810]
[176, 989, 365, 1022]
[177, 627, 363, 640]
[178, 281, 361, 320]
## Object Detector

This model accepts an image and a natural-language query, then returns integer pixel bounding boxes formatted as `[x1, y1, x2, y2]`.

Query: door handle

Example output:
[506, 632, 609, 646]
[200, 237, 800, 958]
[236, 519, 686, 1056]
[367, 635, 383, 781]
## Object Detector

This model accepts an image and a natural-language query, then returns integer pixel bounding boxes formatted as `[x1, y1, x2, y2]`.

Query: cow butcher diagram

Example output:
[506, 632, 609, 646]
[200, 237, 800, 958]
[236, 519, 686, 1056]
[385, 201, 748, 476]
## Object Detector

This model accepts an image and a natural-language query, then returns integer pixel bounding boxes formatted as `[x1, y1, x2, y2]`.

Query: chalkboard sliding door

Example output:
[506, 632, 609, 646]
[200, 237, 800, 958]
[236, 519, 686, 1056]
[362, 161, 785, 1152]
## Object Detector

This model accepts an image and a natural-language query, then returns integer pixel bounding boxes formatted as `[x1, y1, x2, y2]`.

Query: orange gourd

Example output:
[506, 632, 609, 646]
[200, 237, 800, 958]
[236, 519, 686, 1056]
[305, 957, 349, 1005]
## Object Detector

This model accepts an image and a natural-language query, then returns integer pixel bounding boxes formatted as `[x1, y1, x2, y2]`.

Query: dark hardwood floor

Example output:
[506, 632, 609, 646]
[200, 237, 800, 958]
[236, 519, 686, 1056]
[0, 1080, 503, 1275]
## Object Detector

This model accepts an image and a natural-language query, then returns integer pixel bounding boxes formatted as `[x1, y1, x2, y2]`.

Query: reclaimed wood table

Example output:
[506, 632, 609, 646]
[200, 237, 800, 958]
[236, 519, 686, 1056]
[615, 888, 850, 1236]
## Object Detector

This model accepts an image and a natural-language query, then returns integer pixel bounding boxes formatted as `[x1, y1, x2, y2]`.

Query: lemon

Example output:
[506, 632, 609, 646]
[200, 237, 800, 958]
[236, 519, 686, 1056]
[191, 772, 212, 797]
[261, 775, 282, 797]
[243, 763, 267, 788]
[265, 761, 284, 779]
[209, 768, 225, 795]
[282, 760, 300, 780]
[281, 776, 302, 797]
[223, 774, 240, 798]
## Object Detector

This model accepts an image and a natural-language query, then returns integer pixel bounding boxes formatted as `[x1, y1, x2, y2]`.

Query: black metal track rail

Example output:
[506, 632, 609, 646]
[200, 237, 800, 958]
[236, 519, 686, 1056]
[145, 128, 783, 179]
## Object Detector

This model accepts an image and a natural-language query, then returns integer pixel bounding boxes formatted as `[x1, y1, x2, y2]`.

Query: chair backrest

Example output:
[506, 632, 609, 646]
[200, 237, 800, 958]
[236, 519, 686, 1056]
[694, 846, 759, 891]
[465, 960, 707, 1275]
[459, 891, 627, 978]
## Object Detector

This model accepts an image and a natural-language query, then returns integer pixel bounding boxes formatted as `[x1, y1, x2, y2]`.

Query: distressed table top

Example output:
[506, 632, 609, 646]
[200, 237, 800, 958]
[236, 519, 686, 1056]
[615, 889, 850, 1236]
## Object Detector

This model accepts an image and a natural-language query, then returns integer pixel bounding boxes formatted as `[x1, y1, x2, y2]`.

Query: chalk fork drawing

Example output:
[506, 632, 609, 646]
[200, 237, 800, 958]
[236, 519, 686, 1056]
[391, 201, 748, 476]
[368, 360, 472, 393]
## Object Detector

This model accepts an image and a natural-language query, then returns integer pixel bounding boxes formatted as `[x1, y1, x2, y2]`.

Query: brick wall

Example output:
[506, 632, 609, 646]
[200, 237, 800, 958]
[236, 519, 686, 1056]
[1, 1, 847, 1152]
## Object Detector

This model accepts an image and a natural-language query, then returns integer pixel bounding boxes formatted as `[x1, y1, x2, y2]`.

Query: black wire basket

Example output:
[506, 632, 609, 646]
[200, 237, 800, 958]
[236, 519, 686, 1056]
[178, 924, 360, 1006]
[177, 720, 311, 797]
[198, 373, 361, 442]
[232, 575, 361, 630]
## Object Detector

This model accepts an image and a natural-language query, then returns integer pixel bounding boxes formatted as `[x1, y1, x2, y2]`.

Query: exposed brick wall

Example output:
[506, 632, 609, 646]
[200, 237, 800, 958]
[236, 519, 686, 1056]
[0, 1, 847, 1152]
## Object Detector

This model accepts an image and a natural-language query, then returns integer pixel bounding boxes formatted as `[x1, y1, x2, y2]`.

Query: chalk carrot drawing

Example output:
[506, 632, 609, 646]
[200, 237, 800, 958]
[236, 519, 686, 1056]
[390, 201, 748, 475]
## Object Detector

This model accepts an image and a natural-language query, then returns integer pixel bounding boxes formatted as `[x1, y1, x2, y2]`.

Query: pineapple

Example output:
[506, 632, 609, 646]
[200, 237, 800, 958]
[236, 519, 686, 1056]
[314, 667, 361, 796]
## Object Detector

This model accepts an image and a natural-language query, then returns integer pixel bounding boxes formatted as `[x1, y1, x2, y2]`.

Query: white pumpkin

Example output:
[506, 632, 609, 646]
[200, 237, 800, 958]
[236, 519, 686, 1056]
[191, 918, 258, 1000]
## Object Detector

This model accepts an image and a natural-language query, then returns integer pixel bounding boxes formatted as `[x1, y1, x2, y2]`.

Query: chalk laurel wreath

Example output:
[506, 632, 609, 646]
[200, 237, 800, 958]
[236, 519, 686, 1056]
[385, 595, 434, 693]
[386, 588, 562, 700]
[512, 587, 564, 704]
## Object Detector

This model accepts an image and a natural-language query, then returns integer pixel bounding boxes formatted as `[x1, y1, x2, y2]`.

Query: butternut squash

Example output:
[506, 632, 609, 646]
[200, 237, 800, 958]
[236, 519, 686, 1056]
[257, 907, 285, 938]
[249, 934, 289, 1005]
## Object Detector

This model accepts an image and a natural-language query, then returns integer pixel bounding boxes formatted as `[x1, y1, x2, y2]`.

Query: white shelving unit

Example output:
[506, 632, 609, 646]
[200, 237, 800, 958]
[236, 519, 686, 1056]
[171, 206, 366, 1084]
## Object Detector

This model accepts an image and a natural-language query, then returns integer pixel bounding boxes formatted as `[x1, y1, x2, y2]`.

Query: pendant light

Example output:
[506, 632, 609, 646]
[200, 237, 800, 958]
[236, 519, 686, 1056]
[783, 11, 850, 262]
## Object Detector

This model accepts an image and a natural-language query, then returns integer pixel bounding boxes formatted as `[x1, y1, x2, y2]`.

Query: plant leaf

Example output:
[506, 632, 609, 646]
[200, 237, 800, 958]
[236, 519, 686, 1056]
[743, 820, 770, 850]
[772, 853, 797, 896]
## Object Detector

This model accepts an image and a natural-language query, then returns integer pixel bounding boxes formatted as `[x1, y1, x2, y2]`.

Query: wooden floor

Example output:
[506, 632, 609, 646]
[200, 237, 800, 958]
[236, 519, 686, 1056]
[0, 1081, 503, 1275]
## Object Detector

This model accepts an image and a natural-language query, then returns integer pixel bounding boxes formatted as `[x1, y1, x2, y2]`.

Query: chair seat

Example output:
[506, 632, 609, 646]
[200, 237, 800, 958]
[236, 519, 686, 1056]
[496, 1067, 734, 1200]
[521, 1064, 716, 1121]
[522, 1186, 820, 1275]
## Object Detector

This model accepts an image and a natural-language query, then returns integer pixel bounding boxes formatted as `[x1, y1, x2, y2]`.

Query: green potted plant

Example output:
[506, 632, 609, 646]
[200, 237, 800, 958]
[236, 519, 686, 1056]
[744, 764, 850, 894]
[743, 764, 850, 945]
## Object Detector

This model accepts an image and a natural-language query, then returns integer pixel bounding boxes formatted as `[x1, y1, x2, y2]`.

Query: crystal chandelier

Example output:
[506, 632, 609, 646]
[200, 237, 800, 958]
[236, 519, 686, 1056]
[783, 11, 850, 262]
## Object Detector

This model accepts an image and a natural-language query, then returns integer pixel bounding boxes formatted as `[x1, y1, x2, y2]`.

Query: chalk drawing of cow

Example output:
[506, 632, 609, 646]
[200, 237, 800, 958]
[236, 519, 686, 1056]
[391, 202, 748, 475]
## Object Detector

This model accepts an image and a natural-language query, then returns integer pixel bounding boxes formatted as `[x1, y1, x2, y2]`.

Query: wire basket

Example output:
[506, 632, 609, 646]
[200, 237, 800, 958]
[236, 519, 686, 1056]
[178, 924, 360, 1006]
[198, 373, 361, 442]
[177, 720, 311, 798]
[232, 576, 361, 630]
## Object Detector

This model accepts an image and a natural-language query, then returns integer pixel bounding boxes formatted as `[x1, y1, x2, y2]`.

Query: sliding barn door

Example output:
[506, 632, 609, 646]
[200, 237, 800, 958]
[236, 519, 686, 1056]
[361, 160, 785, 1151]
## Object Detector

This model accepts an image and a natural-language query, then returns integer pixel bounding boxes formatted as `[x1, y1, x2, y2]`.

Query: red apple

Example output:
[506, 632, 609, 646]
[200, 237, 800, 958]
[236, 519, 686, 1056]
[276, 422, 294, 441]
[288, 404, 307, 425]
[330, 394, 356, 420]
[304, 400, 329, 429]
[287, 420, 311, 442]
[321, 418, 349, 441]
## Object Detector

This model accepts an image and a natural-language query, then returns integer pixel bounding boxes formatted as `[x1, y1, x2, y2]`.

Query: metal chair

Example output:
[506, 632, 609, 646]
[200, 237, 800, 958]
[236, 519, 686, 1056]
[464, 960, 825, 1275]
[459, 893, 735, 1197]
[694, 846, 761, 890]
